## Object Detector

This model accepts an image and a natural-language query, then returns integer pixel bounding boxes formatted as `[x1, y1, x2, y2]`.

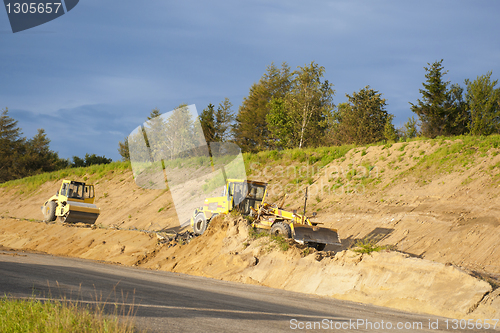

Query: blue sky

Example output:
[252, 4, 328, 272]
[1, 1, 499, 161]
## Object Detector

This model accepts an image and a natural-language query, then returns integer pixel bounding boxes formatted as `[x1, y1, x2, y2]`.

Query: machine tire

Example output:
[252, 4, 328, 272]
[44, 201, 57, 222]
[270, 221, 292, 238]
[308, 242, 326, 251]
[192, 213, 207, 235]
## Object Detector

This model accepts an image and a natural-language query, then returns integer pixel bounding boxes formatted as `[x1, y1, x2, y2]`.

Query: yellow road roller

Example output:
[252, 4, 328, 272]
[41, 180, 100, 224]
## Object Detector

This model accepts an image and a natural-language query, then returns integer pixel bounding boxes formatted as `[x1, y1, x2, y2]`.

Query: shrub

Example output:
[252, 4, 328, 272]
[352, 239, 386, 254]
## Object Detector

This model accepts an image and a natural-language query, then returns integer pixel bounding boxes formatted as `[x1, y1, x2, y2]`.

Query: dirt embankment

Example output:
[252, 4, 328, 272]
[139, 216, 496, 319]
[258, 140, 500, 281]
[0, 171, 179, 231]
[0, 215, 499, 319]
[1, 138, 500, 319]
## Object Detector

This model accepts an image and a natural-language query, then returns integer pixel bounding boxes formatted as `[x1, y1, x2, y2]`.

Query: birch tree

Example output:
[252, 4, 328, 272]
[284, 62, 334, 148]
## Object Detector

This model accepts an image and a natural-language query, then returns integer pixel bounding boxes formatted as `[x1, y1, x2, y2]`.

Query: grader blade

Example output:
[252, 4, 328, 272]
[291, 223, 341, 246]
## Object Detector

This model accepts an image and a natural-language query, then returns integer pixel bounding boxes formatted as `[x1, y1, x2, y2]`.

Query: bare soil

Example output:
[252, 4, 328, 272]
[1, 139, 500, 319]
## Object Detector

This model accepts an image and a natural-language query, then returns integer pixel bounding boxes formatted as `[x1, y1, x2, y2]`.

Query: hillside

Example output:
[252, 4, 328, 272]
[2, 136, 500, 277]
[1, 135, 500, 318]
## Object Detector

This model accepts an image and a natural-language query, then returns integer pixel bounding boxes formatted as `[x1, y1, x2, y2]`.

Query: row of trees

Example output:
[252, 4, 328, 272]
[233, 60, 500, 152]
[220, 61, 398, 151]
[411, 59, 500, 138]
[71, 154, 112, 168]
[118, 60, 500, 160]
[0, 108, 112, 183]
[232, 62, 335, 152]
[1, 108, 64, 182]
[198, 62, 413, 152]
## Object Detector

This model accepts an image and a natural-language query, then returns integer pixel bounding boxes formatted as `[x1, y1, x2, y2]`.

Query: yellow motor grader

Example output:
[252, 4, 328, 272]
[41, 180, 100, 224]
[190, 179, 340, 250]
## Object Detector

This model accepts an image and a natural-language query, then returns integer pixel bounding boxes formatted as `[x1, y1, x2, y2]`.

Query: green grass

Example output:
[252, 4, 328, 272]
[0, 161, 131, 193]
[249, 227, 269, 239]
[244, 145, 356, 170]
[201, 171, 226, 194]
[397, 143, 408, 151]
[399, 135, 500, 181]
[162, 154, 213, 169]
[5, 134, 500, 199]
[352, 239, 386, 254]
[270, 234, 290, 251]
[0, 296, 137, 333]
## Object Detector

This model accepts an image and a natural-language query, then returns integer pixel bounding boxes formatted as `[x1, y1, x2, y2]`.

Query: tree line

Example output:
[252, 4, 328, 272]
[119, 59, 500, 160]
[0, 108, 112, 183]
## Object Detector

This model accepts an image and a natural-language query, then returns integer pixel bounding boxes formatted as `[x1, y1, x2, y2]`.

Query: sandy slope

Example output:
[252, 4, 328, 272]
[0, 171, 179, 231]
[1, 139, 500, 319]
[258, 140, 500, 280]
[0, 215, 497, 320]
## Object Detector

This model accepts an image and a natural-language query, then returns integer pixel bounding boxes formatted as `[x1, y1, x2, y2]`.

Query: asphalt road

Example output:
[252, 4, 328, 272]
[1, 249, 498, 333]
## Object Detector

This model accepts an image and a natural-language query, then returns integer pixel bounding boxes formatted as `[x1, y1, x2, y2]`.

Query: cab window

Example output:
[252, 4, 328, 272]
[60, 183, 68, 196]
[83, 186, 94, 199]
[226, 182, 234, 197]
[248, 184, 265, 200]
[232, 182, 248, 205]
[68, 183, 83, 199]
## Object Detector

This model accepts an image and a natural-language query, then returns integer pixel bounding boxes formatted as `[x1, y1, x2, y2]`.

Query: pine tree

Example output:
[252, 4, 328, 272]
[398, 116, 419, 141]
[383, 115, 397, 142]
[410, 60, 468, 137]
[19, 129, 63, 175]
[410, 60, 449, 137]
[233, 62, 292, 152]
[145, 107, 169, 161]
[147, 107, 162, 120]
[266, 97, 295, 149]
[199, 103, 216, 144]
[83, 153, 112, 166]
[447, 83, 469, 135]
[1, 109, 66, 181]
[118, 137, 130, 161]
[163, 104, 198, 160]
[119, 107, 163, 162]
[0, 108, 25, 182]
[72, 155, 85, 168]
[214, 98, 234, 142]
